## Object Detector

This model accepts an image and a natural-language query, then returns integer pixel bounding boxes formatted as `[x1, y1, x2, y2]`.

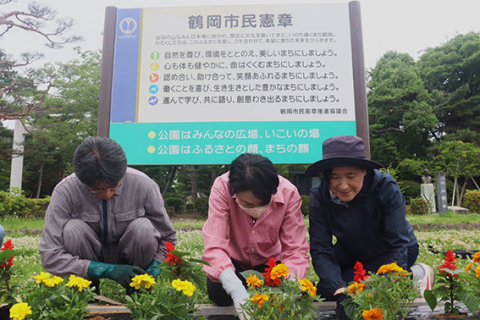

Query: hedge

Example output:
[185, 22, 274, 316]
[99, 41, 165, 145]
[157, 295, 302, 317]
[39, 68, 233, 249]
[0, 190, 50, 218]
[463, 190, 480, 214]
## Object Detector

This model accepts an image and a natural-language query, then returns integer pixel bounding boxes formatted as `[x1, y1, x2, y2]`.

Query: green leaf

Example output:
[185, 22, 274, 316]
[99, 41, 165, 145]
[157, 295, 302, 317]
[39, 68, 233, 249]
[187, 258, 210, 266]
[239, 270, 265, 281]
[424, 290, 438, 311]
[462, 292, 480, 314]
[342, 298, 357, 320]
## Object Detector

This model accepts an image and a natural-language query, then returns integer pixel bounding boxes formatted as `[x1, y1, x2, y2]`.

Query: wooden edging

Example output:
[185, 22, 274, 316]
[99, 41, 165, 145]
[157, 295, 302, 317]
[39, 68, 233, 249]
[87, 298, 429, 317]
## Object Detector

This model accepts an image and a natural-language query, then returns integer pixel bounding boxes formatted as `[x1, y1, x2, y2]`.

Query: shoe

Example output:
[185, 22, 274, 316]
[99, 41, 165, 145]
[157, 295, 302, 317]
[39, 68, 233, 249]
[414, 263, 435, 298]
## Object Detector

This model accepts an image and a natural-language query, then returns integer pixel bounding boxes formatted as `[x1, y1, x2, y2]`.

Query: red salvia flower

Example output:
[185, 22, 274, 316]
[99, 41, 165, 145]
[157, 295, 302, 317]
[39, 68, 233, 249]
[165, 252, 182, 266]
[0, 240, 14, 268]
[165, 241, 175, 252]
[353, 261, 369, 283]
[438, 249, 458, 277]
[1, 240, 13, 251]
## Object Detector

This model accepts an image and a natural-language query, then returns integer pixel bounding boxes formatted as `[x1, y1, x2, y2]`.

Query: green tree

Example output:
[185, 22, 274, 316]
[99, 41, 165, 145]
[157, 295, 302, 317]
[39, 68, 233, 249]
[0, 122, 12, 190]
[20, 49, 101, 197]
[0, 0, 81, 120]
[433, 141, 480, 206]
[417, 32, 480, 143]
[367, 51, 439, 166]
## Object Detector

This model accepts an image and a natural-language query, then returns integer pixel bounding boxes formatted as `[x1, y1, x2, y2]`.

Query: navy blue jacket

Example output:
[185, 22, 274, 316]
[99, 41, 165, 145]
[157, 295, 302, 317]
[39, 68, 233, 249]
[309, 169, 417, 295]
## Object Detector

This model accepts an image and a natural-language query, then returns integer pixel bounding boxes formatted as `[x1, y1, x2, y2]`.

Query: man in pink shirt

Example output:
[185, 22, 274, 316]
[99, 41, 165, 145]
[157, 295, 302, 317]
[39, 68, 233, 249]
[202, 153, 310, 317]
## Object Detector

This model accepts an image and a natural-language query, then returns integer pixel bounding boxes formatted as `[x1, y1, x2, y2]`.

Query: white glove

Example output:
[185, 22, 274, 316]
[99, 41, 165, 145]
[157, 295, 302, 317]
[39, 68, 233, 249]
[219, 269, 251, 320]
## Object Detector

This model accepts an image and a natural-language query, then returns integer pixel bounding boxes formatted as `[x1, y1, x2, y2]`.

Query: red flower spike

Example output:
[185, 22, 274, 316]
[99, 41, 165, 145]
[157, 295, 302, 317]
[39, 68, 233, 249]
[437, 249, 458, 277]
[165, 241, 175, 252]
[165, 252, 182, 265]
[354, 261, 368, 283]
[1, 240, 13, 251]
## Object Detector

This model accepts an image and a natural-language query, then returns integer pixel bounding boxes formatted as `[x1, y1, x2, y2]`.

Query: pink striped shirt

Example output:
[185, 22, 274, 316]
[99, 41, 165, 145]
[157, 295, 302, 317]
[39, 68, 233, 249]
[203, 172, 310, 282]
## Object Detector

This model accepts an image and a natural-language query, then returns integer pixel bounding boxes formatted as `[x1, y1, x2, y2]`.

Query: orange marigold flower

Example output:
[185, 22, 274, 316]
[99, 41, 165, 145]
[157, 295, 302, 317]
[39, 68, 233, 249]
[362, 307, 383, 320]
[299, 278, 317, 297]
[473, 251, 480, 263]
[250, 293, 269, 309]
[165, 241, 175, 252]
[466, 263, 473, 272]
[270, 264, 289, 280]
[377, 262, 404, 275]
[262, 258, 281, 287]
[246, 274, 263, 289]
[347, 282, 366, 296]
[475, 265, 480, 279]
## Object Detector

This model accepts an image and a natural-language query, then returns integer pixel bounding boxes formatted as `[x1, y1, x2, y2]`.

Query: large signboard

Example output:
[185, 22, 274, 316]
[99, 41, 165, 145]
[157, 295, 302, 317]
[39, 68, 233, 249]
[99, 2, 368, 165]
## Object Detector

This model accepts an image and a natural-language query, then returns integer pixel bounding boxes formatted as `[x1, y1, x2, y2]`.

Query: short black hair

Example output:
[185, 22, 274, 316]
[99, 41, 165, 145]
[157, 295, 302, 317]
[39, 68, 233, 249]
[73, 137, 127, 188]
[229, 153, 279, 205]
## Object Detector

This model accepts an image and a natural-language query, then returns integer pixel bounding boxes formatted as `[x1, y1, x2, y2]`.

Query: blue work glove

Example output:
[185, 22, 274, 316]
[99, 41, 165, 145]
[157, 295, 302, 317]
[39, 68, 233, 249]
[145, 259, 162, 280]
[87, 261, 146, 289]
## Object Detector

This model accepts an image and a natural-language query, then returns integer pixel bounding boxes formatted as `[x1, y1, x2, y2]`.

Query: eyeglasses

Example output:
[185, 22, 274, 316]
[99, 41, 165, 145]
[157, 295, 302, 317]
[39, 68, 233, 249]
[88, 181, 122, 194]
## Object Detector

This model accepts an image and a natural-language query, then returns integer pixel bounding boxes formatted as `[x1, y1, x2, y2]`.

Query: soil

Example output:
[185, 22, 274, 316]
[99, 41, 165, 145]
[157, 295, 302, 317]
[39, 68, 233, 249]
[432, 313, 468, 318]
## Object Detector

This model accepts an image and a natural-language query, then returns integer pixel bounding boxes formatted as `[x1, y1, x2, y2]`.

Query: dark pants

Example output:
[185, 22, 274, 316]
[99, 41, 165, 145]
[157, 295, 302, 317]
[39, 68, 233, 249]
[317, 243, 419, 301]
[207, 259, 274, 306]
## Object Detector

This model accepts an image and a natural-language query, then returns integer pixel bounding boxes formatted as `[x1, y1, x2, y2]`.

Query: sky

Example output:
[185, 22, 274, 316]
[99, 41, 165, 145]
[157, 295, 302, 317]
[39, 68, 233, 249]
[1, 0, 480, 130]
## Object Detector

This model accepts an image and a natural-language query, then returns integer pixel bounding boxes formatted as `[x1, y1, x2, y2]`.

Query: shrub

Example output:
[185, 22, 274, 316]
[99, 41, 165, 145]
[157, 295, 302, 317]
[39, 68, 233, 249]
[194, 197, 209, 216]
[186, 203, 195, 211]
[463, 190, 480, 214]
[400, 180, 421, 203]
[165, 198, 184, 213]
[0, 190, 50, 218]
[408, 198, 429, 215]
[300, 195, 309, 216]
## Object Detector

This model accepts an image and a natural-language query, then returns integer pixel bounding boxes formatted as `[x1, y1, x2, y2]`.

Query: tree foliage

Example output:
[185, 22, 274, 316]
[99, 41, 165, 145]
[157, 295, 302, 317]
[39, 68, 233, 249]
[0, 0, 81, 121]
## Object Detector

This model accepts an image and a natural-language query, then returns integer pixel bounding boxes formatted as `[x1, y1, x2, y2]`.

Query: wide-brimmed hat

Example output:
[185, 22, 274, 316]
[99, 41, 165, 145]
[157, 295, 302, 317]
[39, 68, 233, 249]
[305, 135, 383, 175]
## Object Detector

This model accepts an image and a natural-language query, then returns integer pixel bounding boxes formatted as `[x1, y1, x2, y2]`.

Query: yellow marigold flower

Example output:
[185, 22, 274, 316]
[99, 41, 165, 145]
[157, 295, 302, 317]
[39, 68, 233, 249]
[43, 276, 64, 287]
[347, 282, 366, 296]
[377, 262, 404, 275]
[66, 275, 92, 292]
[473, 251, 480, 263]
[34, 272, 51, 284]
[299, 278, 317, 297]
[466, 263, 473, 272]
[362, 307, 383, 320]
[475, 265, 480, 279]
[250, 292, 269, 308]
[10, 302, 32, 320]
[171, 279, 196, 296]
[130, 274, 156, 290]
[246, 274, 263, 289]
[270, 264, 289, 280]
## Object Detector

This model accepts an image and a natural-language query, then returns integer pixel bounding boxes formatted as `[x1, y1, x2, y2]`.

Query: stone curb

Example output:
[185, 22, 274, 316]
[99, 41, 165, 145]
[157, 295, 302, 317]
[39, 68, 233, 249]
[411, 223, 480, 231]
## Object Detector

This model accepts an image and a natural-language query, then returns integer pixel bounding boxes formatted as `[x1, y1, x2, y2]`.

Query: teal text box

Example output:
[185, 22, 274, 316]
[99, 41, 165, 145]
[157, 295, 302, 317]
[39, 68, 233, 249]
[110, 121, 356, 165]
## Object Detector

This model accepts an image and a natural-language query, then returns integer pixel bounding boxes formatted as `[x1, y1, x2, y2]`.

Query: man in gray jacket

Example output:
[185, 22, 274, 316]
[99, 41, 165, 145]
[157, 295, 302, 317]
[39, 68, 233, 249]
[39, 137, 176, 291]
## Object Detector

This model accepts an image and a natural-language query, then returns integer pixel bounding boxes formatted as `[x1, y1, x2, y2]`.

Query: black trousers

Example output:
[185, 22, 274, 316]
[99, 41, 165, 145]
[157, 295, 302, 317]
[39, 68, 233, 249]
[316, 243, 419, 301]
[207, 259, 273, 306]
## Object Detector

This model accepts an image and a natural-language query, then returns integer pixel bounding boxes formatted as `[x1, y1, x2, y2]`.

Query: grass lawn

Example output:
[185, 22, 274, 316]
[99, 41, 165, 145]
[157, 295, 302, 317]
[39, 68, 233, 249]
[2, 213, 480, 303]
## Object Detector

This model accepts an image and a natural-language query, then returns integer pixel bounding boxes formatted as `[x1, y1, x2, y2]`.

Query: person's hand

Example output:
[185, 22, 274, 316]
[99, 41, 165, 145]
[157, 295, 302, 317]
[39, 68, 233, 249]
[219, 269, 251, 320]
[234, 296, 251, 320]
[335, 293, 350, 320]
[145, 259, 162, 280]
[107, 265, 146, 288]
